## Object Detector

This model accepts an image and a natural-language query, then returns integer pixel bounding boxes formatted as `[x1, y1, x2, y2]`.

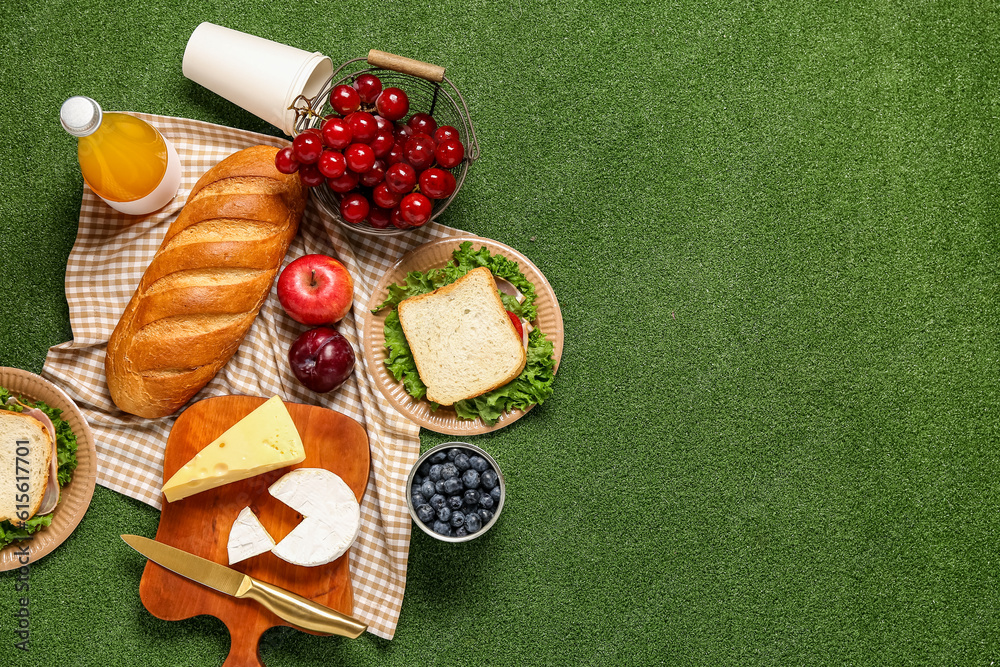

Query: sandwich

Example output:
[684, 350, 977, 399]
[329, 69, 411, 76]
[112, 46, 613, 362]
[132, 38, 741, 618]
[398, 266, 527, 406]
[0, 388, 79, 549]
[373, 242, 556, 425]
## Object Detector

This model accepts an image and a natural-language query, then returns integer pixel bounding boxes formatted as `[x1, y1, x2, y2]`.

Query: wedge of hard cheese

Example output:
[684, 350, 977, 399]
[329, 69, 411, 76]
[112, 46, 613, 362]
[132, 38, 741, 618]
[162, 396, 305, 502]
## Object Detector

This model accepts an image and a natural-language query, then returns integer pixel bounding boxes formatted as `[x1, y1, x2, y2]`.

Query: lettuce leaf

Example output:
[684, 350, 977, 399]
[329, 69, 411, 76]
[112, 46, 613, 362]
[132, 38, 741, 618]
[0, 386, 79, 549]
[373, 242, 556, 425]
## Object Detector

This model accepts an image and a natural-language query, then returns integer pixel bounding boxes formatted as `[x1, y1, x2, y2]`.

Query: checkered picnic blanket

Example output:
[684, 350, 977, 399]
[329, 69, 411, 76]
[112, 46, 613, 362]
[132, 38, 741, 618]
[41, 112, 458, 639]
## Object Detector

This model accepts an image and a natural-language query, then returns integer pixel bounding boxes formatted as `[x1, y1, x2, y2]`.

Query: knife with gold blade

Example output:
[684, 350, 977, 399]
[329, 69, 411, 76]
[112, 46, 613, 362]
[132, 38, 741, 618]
[121, 535, 367, 638]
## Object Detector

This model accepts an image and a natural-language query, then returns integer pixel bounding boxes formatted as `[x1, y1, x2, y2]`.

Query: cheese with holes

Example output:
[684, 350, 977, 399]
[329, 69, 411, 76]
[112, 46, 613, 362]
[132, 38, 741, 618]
[269, 468, 361, 567]
[162, 396, 305, 502]
[227, 507, 276, 564]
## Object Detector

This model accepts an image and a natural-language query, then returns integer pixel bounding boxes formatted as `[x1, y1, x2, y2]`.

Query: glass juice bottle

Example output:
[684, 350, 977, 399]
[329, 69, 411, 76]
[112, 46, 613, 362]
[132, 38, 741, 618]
[60, 96, 181, 215]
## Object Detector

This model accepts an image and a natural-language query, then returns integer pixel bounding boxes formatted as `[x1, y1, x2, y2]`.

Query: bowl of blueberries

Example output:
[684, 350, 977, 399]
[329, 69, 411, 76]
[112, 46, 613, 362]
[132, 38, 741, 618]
[406, 442, 505, 542]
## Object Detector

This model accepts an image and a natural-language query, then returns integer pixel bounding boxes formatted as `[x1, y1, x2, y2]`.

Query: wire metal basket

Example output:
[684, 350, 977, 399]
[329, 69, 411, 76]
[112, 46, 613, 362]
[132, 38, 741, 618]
[292, 50, 480, 236]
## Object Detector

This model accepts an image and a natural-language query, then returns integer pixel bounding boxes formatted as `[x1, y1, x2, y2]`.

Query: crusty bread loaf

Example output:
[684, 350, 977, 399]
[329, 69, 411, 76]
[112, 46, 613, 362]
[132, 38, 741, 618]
[0, 411, 53, 526]
[398, 266, 527, 406]
[105, 145, 305, 418]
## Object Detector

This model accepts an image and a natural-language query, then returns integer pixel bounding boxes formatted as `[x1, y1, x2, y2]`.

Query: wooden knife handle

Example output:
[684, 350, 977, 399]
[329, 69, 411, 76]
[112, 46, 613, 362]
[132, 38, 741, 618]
[236, 576, 367, 638]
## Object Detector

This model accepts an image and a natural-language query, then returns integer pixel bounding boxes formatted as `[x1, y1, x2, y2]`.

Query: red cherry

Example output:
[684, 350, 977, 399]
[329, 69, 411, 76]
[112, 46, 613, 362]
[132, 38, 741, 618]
[345, 143, 376, 173]
[330, 84, 361, 115]
[407, 113, 438, 136]
[275, 146, 300, 174]
[321, 116, 352, 150]
[435, 138, 465, 169]
[298, 163, 326, 188]
[384, 162, 417, 194]
[399, 192, 433, 226]
[292, 133, 323, 164]
[317, 150, 347, 179]
[433, 125, 459, 143]
[373, 182, 401, 209]
[404, 135, 437, 171]
[386, 141, 406, 166]
[339, 193, 370, 224]
[353, 73, 383, 104]
[370, 129, 395, 158]
[347, 111, 378, 144]
[376, 87, 409, 121]
[327, 170, 359, 193]
[418, 168, 456, 199]
[374, 115, 394, 132]
[359, 159, 387, 188]
[390, 205, 410, 229]
[369, 205, 392, 229]
[394, 123, 414, 144]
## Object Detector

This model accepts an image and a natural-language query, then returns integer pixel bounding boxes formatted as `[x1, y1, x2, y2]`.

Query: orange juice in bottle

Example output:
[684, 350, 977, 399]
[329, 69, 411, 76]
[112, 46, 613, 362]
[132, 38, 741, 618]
[60, 96, 181, 216]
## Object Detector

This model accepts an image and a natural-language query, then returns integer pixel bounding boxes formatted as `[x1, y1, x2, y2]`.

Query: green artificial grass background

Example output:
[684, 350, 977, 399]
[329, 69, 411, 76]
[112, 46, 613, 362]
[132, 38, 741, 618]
[1, 0, 999, 664]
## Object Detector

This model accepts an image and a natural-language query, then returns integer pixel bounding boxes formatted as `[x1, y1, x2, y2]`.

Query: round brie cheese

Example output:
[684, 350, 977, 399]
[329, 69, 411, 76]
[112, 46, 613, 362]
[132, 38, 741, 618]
[268, 468, 361, 567]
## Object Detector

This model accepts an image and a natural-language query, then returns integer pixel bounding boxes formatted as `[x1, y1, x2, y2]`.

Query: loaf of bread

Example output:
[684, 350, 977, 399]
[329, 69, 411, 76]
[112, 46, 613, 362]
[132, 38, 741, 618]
[105, 145, 305, 418]
[398, 266, 527, 406]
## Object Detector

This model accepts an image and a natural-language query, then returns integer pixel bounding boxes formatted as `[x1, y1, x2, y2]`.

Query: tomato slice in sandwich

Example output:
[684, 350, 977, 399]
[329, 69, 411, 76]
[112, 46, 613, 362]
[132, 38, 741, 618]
[506, 310, 523, 339]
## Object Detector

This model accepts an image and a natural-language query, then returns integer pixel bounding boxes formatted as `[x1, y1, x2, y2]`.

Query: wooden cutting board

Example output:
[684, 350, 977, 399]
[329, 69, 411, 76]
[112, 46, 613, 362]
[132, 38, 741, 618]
[138, 395, 370, 667]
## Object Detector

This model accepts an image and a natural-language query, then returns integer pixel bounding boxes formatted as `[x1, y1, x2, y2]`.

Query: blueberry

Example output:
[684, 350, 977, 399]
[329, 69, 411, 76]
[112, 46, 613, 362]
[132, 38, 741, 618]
[412, 474, 424, 488]
[479, 493, 494, 510]
[416, 504, 435, 523]
[418, 461, 432, 477]
[481, 469, 498, 490]
[430, 451, 447, 464]
[440, 462, 459, 479]
[477, 508, 494, 524]
[442, 477, 463, 495]
[447, 448, 461, 462]
[420, 480, 436, 499]
[429, 493, 447, 511]
[448, 495, 464, 510]
[450, 511, 465, 528]
[437, 506, 452, 522]
[463, 489, 480, 505]
[435, 479, 447, 494]
[455, 527, 468, 538]
[462, 469, 480, 489]
[432, 520, 451, 536]
[454, 452, 471, 472]
[411, 491, 426, 507]
[428, 464, 443, 482]
[465, 513, 482, 533]
[469, 455, 490, 472]
[490, 485, 501, 502]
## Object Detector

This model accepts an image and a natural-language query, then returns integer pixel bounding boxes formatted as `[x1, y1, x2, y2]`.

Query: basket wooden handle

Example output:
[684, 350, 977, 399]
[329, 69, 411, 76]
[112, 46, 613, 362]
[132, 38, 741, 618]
[367, 50, 445, 82]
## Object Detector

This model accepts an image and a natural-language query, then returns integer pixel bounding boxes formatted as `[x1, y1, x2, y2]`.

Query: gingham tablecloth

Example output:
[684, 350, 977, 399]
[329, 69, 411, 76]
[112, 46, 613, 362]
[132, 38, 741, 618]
[41, 112, 460, 640]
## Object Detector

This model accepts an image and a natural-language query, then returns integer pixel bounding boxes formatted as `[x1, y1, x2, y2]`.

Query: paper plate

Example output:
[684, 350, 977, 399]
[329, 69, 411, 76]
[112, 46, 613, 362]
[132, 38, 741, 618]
[0, 367, 97, 571]
[362, 236, 564, 435]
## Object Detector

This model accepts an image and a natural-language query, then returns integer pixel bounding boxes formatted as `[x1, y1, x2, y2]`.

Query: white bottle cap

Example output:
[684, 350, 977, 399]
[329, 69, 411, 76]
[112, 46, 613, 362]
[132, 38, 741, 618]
[60, 96, 103, 137]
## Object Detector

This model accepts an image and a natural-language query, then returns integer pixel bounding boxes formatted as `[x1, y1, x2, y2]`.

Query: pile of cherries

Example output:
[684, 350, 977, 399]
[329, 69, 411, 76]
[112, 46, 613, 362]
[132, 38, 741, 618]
[275, 73, 466, 229]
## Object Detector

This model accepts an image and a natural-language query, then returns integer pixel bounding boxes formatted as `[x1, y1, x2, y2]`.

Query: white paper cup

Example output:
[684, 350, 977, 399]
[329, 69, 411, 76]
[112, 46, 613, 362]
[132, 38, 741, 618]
[182, 22, 332, 135]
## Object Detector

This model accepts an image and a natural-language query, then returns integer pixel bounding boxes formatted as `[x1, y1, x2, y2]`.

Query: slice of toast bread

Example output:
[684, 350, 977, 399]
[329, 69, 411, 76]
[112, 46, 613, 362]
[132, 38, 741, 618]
[0, 411, 54, 526]
[398, 266, 527, 406]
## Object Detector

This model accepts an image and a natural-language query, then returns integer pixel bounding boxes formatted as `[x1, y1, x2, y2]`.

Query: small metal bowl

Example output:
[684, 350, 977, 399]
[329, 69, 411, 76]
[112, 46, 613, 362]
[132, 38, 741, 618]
[406, 442, 505, 543]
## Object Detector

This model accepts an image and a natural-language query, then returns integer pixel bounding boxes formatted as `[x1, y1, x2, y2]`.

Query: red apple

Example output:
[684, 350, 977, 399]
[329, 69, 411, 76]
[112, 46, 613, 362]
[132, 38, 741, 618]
[288, 327, 355, 393]
[277, 254, 354, 325]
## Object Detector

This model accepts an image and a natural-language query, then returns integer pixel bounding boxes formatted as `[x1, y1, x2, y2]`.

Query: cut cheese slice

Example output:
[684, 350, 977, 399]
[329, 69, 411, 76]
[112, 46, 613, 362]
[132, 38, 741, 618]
[227, 507, 276, 564]
[269, 468, 361, 567]
[162, 396, 305, 502]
